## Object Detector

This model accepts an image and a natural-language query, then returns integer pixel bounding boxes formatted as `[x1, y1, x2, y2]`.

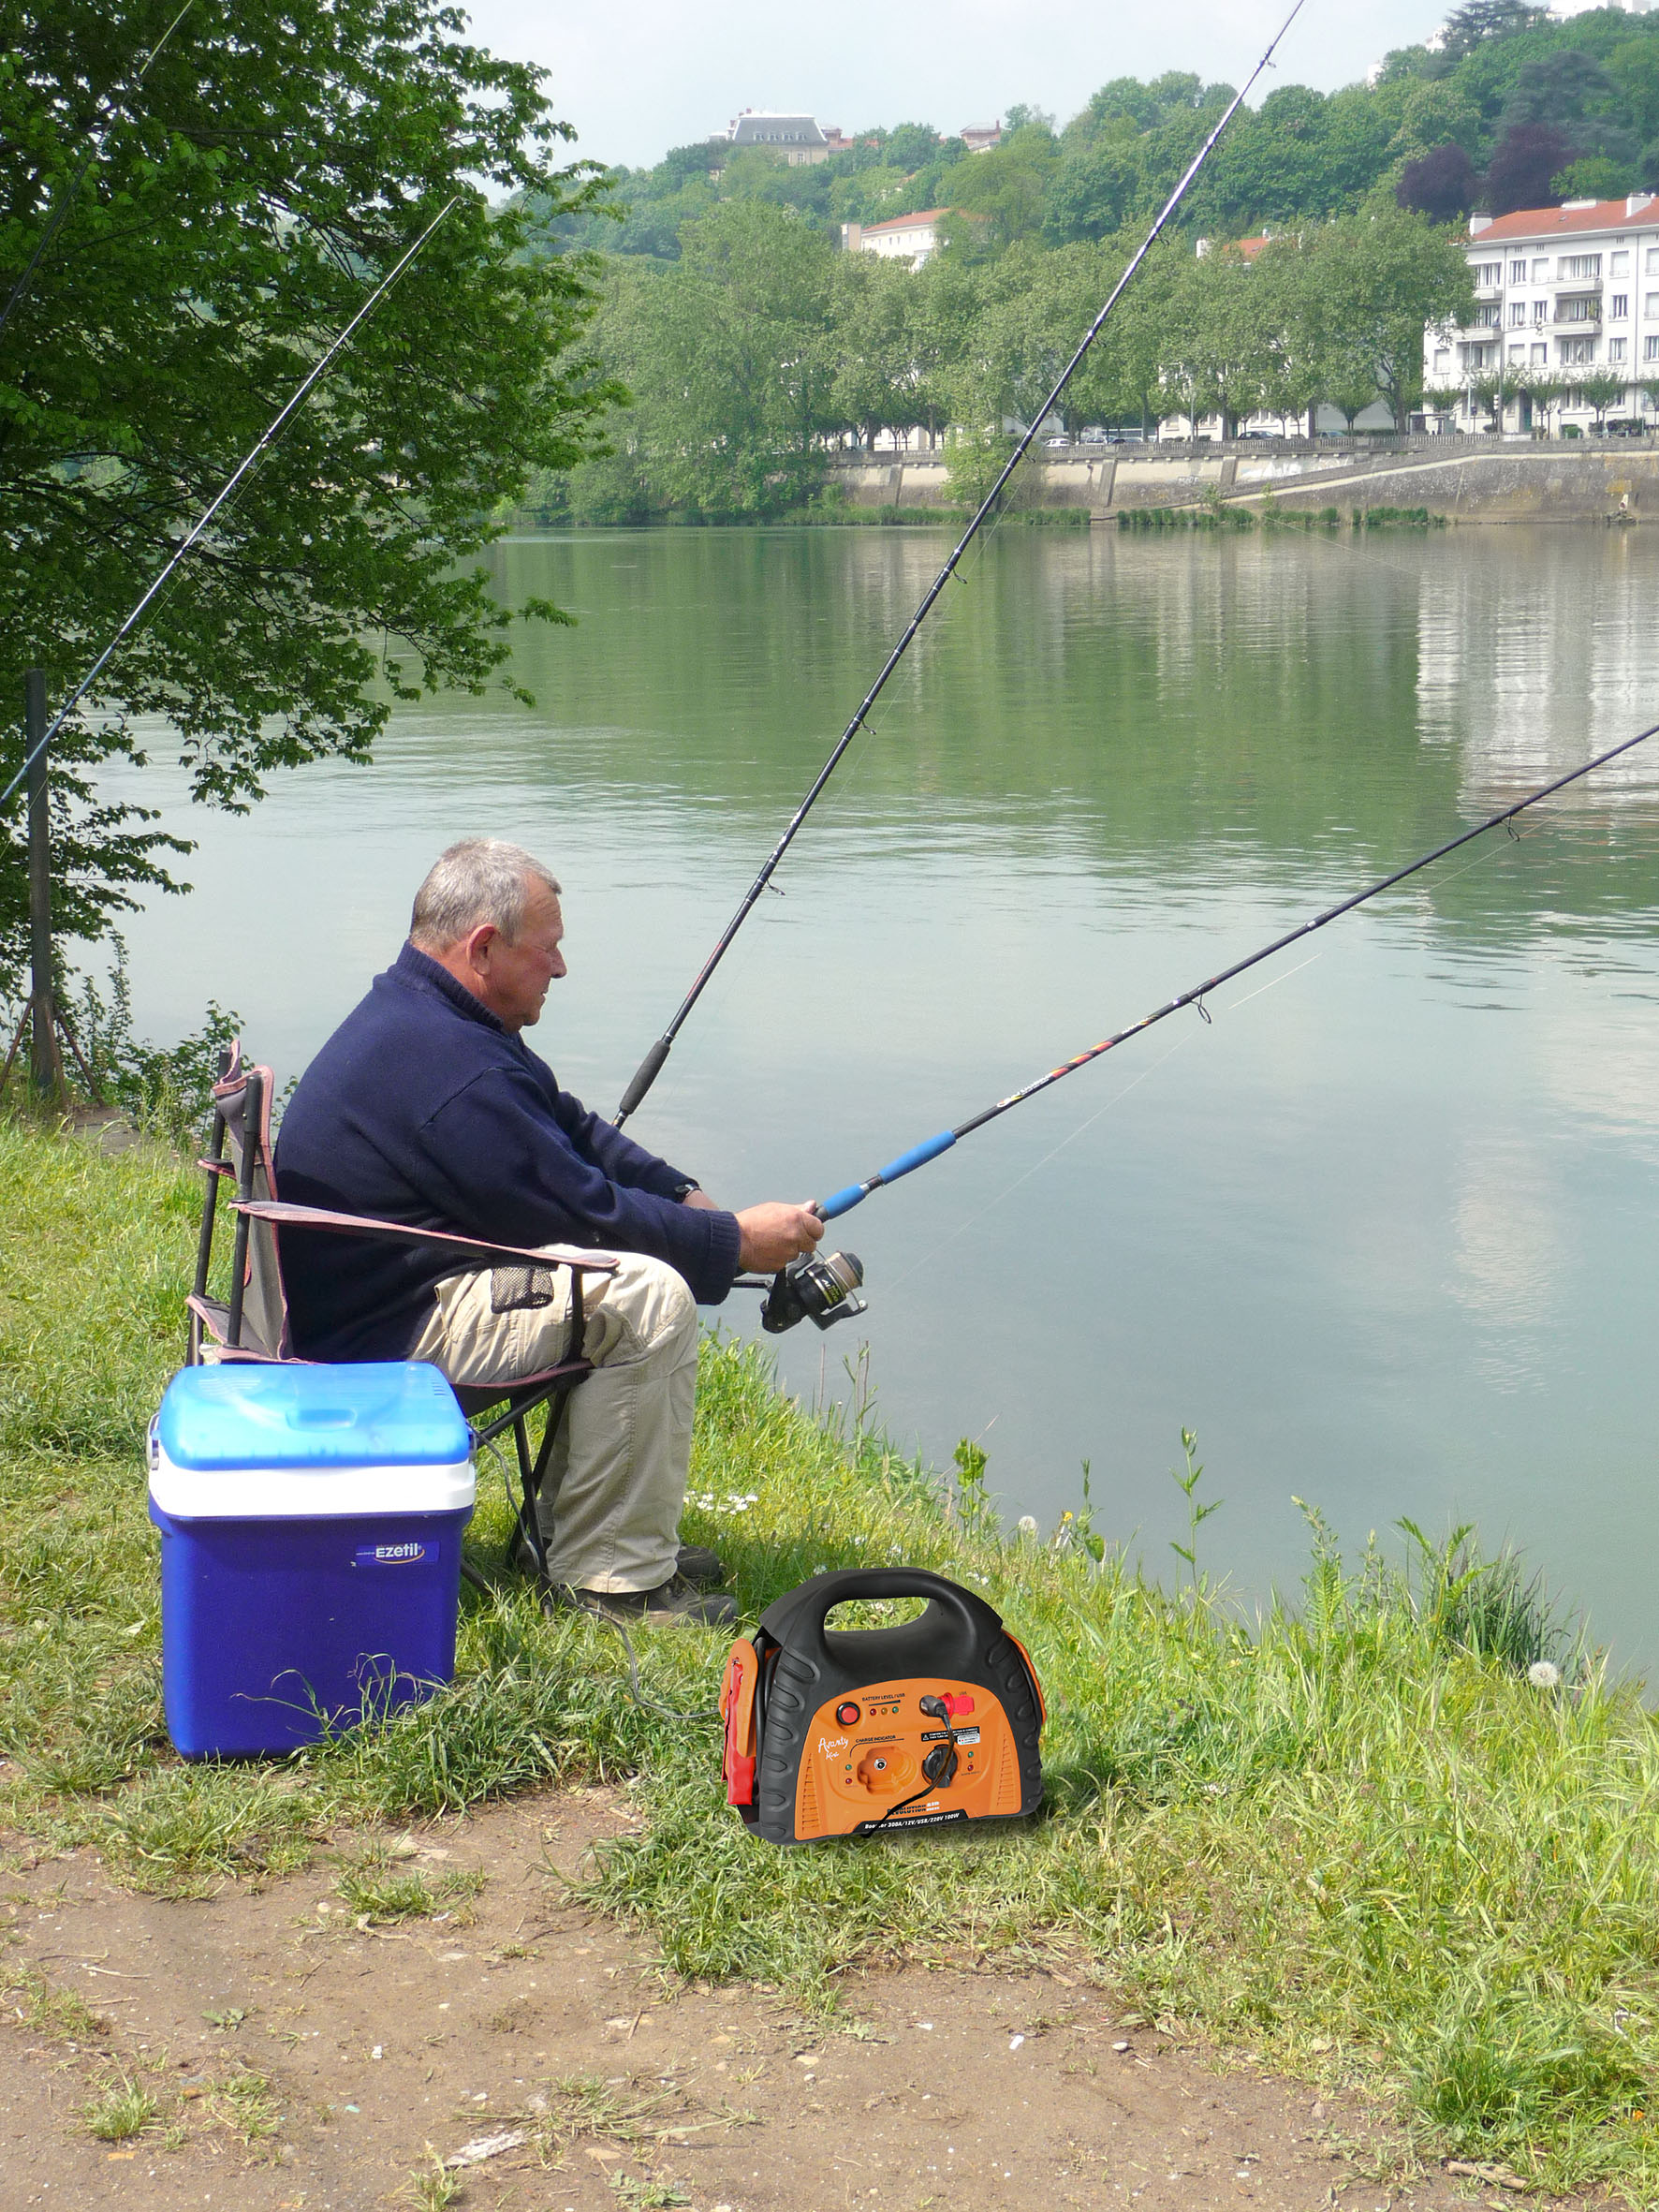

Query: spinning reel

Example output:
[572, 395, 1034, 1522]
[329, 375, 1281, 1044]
[761, 1247, 866, 1335]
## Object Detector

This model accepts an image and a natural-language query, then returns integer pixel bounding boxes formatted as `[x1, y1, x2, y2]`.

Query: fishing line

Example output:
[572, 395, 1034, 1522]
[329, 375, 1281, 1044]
[884, 945, 1329, 1295]
[612, 0, 1311, 1128]
[0, 1, 195, 345]
[809, 715, 1659, 1225]
[874, 804, 1535, 1292]
[885, 1019, 1203, 1294]
[1, 195, 459, 814]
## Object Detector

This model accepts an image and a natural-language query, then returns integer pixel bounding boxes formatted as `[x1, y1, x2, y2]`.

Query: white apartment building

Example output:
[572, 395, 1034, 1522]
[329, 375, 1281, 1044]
[1424, 194, 1659, 432]
[839, 209, 952, 267]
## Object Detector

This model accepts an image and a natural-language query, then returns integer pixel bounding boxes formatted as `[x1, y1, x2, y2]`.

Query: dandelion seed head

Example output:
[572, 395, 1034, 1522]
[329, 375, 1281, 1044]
[1528, 1659, 1563, 1689]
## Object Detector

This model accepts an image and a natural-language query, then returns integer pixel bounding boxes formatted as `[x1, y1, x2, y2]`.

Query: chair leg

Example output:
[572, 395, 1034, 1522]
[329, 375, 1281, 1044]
[461, 1559, 492, 1596]
[507, 1382, 580, 1591]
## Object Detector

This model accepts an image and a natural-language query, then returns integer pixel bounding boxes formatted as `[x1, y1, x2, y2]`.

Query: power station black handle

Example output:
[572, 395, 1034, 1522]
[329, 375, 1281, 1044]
[766, 1567, 989, 1678]
[613, 1036, 670, 1126]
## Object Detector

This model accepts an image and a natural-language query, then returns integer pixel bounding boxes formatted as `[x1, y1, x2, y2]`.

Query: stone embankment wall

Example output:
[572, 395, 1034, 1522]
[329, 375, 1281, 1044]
[828, 438, 1659, 524]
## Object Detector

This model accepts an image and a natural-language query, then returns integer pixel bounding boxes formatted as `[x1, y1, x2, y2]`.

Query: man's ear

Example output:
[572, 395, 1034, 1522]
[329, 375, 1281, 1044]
[462, 922, 500, 972]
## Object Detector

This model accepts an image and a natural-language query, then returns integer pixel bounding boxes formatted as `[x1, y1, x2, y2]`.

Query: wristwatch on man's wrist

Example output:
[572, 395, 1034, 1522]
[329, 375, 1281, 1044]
[669, 1178, 700, 1202]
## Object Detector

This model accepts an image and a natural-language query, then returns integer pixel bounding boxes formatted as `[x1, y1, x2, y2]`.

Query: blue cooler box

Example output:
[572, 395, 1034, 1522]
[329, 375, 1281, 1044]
[149, 1362, 476, 1758]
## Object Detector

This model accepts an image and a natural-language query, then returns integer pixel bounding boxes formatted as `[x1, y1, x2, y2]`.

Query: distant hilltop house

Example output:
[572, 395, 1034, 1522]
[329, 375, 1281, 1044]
[1196, 230, 1276, 261]
[722, 112, 1000, 168]
[727, 111, 832, 166]
[840, 210, 958, 267]
[1424, 193, 1659, 435]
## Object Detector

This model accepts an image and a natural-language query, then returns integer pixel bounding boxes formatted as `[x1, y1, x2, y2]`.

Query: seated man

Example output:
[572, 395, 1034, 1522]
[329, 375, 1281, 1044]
[273, 837, 823, 1626]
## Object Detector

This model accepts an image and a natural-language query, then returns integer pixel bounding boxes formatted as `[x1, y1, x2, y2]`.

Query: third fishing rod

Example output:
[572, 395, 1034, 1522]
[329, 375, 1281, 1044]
[791, 718, 1659, 1230]
[612, 0, 1310, 1129]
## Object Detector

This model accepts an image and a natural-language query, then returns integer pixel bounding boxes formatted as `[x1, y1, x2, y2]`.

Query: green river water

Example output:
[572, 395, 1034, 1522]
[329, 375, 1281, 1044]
[106, 524, 1659, 1672]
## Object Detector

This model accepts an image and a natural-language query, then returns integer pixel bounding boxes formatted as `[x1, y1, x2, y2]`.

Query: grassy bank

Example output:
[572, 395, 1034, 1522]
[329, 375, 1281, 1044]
[4, 1116, 1659, 2199]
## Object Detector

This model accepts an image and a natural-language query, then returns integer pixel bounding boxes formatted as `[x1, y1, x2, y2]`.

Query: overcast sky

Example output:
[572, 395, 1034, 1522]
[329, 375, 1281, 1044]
[458, 1, 1455, 171]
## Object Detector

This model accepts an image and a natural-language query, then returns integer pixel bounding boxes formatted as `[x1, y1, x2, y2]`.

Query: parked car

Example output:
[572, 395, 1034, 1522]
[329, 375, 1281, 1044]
[1044, 435, 1072, 450]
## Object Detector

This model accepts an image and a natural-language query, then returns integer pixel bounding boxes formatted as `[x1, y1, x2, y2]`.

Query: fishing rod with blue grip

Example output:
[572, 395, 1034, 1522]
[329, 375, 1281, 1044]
[784, 713, 1659, 1276]
[818, 1130, 959, 1220]
[749, 1133, 959, 1331]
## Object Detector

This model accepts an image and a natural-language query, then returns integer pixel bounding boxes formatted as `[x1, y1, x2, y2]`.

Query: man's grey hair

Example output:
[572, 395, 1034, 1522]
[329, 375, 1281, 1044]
[409, 838, 561, 951]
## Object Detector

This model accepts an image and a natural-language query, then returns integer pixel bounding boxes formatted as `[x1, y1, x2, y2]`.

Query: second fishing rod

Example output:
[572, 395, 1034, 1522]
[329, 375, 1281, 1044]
[612, 0, 1309, 1130]
[741, 718, 1659, 1335]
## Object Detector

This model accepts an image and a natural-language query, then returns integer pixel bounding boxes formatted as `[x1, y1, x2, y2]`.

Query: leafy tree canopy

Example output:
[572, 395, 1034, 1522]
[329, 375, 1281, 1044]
[1398, 142, 1477, 223]
[1, 0, 611, 995]
[1440, 2, 1550, 65]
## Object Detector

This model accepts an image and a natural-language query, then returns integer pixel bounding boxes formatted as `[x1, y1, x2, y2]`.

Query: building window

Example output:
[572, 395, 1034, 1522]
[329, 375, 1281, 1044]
[1610, 250, 1631, 276]
[1611, 294, 1629, 318]
[1508, 343, 1526, 362]
[1433, 348, 1451, 372]
[1647, 334, 1659, 361]
[1509, 301, 1526, 326]
[1561, 253, 1602, 279]
[1474, 259, 1502, 286]
[1509, 259, 1526, 282]
[1475, 304, 1501, 327]
[1533, 300, 1548, 323]
[1610, 336, 1627, 361]
[1648, 293, 1659, 318]
[1648, 248, 1659, 273]
[1531, 343, 1548, 364]
[1532, 258, 1549, 281]
[1559, 336, 1595, 363]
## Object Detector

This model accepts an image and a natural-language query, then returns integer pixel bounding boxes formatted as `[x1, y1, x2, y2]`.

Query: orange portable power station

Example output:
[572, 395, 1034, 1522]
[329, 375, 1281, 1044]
[719, 1568, 1046, 1844]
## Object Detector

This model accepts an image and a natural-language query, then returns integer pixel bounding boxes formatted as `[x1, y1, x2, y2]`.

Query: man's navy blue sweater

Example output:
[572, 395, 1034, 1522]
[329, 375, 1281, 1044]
[273, 943, 741, 1361]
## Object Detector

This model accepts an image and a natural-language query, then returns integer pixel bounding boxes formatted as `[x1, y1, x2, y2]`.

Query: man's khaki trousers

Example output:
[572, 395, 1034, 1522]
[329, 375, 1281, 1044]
[408, 1253, 697, 1595]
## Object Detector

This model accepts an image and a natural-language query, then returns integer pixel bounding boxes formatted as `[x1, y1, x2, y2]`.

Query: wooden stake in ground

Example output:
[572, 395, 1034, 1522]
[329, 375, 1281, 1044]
[25, 669, 65, 1100]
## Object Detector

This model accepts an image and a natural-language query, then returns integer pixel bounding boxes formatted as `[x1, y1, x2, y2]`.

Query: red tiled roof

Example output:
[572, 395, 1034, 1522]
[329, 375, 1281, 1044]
[861, 207, 952, 235]
[1473, 197, 1659, 242]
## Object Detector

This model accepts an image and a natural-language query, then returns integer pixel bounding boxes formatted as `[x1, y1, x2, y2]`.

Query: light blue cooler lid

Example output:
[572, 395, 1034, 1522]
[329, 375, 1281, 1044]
[157, 1362, 471, 1469]
[150, 1363, 473, 1519]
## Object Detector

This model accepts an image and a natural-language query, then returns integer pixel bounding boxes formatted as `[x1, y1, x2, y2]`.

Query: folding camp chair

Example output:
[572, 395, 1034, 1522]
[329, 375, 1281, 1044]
[185, 1043, 619, 1595]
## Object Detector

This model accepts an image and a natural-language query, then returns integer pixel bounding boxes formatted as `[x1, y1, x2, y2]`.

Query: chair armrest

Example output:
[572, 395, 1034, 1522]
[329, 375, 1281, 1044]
[236, 1200, 621, 1277]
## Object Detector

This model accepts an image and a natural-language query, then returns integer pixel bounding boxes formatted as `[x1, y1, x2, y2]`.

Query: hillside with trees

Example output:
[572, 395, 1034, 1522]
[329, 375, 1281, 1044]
[527, 2, 1659, 521]
[536, 3, 1659, 263]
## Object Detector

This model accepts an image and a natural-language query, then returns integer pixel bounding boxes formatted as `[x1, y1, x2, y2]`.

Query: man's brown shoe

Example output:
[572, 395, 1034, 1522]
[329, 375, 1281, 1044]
[552, 1577, 737, 1628]
[514, 1533, 726, 1589]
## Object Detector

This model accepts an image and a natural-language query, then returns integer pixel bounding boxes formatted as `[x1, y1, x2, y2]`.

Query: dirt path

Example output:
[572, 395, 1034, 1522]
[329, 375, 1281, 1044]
[0, 1790, 1574, 2212]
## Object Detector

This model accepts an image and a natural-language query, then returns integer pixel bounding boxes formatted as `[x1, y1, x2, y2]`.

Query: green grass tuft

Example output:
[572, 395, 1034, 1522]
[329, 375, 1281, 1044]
[84, 2076, 159, 2142]
[7, 1115, 1659, 2198]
